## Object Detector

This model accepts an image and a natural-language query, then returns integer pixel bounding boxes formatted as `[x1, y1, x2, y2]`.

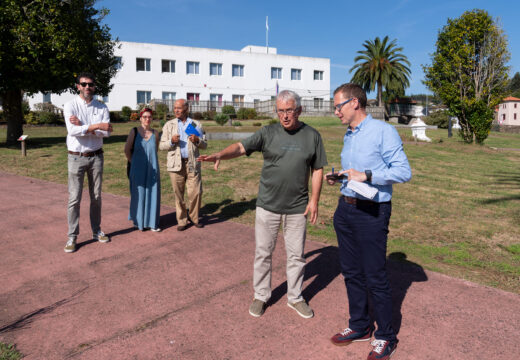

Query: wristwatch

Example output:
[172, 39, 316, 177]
[364, 170, 372, 182]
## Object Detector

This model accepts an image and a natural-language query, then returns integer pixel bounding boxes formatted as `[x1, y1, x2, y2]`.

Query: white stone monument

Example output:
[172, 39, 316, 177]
[410, 118, 431, 142]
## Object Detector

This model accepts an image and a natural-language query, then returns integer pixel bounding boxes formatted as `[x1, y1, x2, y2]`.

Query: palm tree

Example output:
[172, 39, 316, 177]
[350, 36, 411, 106]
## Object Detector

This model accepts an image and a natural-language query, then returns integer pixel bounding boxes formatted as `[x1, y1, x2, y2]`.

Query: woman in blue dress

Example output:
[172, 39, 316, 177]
[124, 107, 161, 231]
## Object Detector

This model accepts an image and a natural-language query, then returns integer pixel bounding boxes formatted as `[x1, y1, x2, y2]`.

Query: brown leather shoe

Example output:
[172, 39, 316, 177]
[177, 225, 187, 231]
[194, 223, 204, 228]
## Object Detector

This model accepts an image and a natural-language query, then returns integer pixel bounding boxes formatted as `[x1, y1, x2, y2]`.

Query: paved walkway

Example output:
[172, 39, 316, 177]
[0, 171, 518, 359]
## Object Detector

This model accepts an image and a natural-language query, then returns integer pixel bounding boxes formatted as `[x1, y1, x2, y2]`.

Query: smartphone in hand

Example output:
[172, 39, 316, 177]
[326, 173, 347, 181]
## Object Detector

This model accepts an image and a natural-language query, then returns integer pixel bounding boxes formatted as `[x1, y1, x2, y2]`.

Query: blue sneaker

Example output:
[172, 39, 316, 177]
[331, 327, 372, 346]
[367, 339, 398, 360]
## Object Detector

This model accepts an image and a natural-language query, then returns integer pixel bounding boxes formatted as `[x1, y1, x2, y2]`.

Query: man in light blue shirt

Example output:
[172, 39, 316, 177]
[327, 83, 411, 360]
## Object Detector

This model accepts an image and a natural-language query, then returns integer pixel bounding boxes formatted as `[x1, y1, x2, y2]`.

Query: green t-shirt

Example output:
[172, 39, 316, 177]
[241, 122, 327, 214]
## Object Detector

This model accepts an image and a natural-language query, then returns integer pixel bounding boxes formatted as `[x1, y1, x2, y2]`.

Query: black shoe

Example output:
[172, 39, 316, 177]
[177, 225, 187, 231]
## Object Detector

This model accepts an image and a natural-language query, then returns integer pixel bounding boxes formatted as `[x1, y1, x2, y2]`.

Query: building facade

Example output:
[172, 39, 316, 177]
[27, 41, 330, 112]
[497, 96, 520, 126]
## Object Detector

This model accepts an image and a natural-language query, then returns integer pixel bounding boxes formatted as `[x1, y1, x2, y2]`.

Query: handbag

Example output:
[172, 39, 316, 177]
[126, 127, 137, 178]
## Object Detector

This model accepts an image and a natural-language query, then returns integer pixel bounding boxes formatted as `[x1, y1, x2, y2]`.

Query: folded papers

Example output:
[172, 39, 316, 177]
[346, 180, 378, 200]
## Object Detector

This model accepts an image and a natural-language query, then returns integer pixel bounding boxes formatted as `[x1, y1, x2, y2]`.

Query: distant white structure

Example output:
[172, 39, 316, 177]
[410, 118, 431, 142]
[451, 117, 461, 129]
[27, 41, 330, 111]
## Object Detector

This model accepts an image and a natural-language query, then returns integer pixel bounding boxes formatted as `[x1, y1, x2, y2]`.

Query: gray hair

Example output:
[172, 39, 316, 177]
[276, 90, 301, 108]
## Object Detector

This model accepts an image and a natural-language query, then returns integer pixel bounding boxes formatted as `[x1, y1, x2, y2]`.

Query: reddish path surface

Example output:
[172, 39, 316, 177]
[0, 171, 518, 359]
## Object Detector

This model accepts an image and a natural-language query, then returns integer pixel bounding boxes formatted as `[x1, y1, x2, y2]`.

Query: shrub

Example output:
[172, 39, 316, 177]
[202, 110, 216, 120]
[423, 110, 450, 129]
[221, 105, 236, 116]
[215, 114, 229, 126]
[109, 111, 121, 122]
[268, 119, 278, 125]
[33, 102, 60, 113]
[253, 122, 262, 126]
[236, 108, 248, 119]
[155, 103, 169, 120]
[38, 111, 63, 125]
[24, 111, 63, 125]
[192, 111, 203, 120]
[247, 108, 257, 119]
[130, 112, 139, 121]
[25, 112, 39, 125]
[233, 121, 242, 126]
[21, 100, 31, 115]
[237, 107, 257, 119]
[121, 106, 132, 120]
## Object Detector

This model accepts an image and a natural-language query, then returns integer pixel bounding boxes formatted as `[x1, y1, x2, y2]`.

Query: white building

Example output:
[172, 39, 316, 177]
[497, 96, 520, 126]
[27, 41, 330, 111]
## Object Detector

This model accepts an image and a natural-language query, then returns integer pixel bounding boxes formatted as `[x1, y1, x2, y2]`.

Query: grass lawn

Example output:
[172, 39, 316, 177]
[1, 119, 519, 294]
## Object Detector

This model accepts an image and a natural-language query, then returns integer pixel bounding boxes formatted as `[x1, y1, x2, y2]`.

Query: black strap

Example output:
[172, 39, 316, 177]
[130, 127, 137, 154]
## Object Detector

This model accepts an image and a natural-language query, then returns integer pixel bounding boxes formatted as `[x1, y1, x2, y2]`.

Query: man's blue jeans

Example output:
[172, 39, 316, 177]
[67, 153, 104, 239]
[333, 197, 396, 341]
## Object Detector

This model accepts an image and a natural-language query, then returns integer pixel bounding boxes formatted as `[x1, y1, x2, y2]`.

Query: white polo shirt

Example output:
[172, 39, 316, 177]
[64, 96, 110, 152]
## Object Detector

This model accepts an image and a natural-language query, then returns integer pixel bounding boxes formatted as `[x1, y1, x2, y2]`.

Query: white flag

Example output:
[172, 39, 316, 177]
[266, 16, 269, 31]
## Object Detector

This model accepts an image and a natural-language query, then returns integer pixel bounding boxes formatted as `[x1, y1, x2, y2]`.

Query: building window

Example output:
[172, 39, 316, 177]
[314, 70, 324, 80]
[210, 94, 223, 107]
[114, 56, 122, 70]
[162, 60, 175, 73]
[515, 103, 517, 108]
[314, 98, 324, 109]
[271, 67, 282, 79]
[291, 69, 301, 80]
[232, 95, 244, 105]
[232, 64, 244, 77]
[43, 92, 51, 103]
[136, 58, 151, 72]
[162, 92, 176, 100]
[186, 61, 199, 74]
[210, 63, 222, 76]
[137, 91, 151, 104]
[187, 93, 200, 103]
[502, 114, 506, 120]
[515, 113, 517, 120]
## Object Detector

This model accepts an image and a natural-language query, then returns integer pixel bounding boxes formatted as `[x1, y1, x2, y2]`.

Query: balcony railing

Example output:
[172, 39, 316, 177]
[150, 98, 385, 119]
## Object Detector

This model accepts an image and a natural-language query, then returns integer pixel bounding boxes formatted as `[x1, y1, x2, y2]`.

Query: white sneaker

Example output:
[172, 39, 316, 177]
[94, 230, 110, 243]
[64, 238, 76, 253]
[151, 228, 161, 232]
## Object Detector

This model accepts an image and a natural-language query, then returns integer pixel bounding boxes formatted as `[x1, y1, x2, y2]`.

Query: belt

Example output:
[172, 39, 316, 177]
[181, 158, 189, 162]
[341, 195, 389, 206]
[68, 148, 103, 157]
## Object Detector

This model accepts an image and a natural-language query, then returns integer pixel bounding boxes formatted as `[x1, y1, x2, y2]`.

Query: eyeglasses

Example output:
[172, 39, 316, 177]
[277, 108, 298, 115]
[334, 98, 354, 112]
[79, 82, 95, 88]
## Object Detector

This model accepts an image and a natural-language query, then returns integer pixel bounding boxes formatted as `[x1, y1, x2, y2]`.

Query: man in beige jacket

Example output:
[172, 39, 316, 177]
[159, 99, 207, 230]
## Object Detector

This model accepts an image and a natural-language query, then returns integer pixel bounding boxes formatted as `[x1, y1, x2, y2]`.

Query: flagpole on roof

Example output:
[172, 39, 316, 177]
[266, 16, 269, 54]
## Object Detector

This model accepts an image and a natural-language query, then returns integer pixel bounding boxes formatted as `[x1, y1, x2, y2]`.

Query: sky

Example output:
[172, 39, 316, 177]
[98, 0, 519, 98]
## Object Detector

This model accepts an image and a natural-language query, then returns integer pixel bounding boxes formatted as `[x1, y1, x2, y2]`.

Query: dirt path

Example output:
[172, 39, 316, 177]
[0, 171, 518, 359]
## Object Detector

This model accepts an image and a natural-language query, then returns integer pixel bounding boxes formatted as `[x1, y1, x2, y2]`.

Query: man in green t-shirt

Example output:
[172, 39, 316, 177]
[198, 90, 327, 319]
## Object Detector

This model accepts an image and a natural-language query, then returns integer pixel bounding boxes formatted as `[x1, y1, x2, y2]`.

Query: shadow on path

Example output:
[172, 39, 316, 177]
[200, 198, 256, 225]
[387, 252, 428, 334]
[269, 246, 341, 307]
[0, 287, 88, 334]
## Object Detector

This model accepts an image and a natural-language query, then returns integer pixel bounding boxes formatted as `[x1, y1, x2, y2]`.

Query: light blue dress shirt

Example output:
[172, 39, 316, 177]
[172, 117, 201, 159]
[339, 115, 412, 202]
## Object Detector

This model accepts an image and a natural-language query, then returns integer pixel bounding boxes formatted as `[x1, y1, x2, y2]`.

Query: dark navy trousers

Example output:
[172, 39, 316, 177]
[333, 197, 396, 341]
